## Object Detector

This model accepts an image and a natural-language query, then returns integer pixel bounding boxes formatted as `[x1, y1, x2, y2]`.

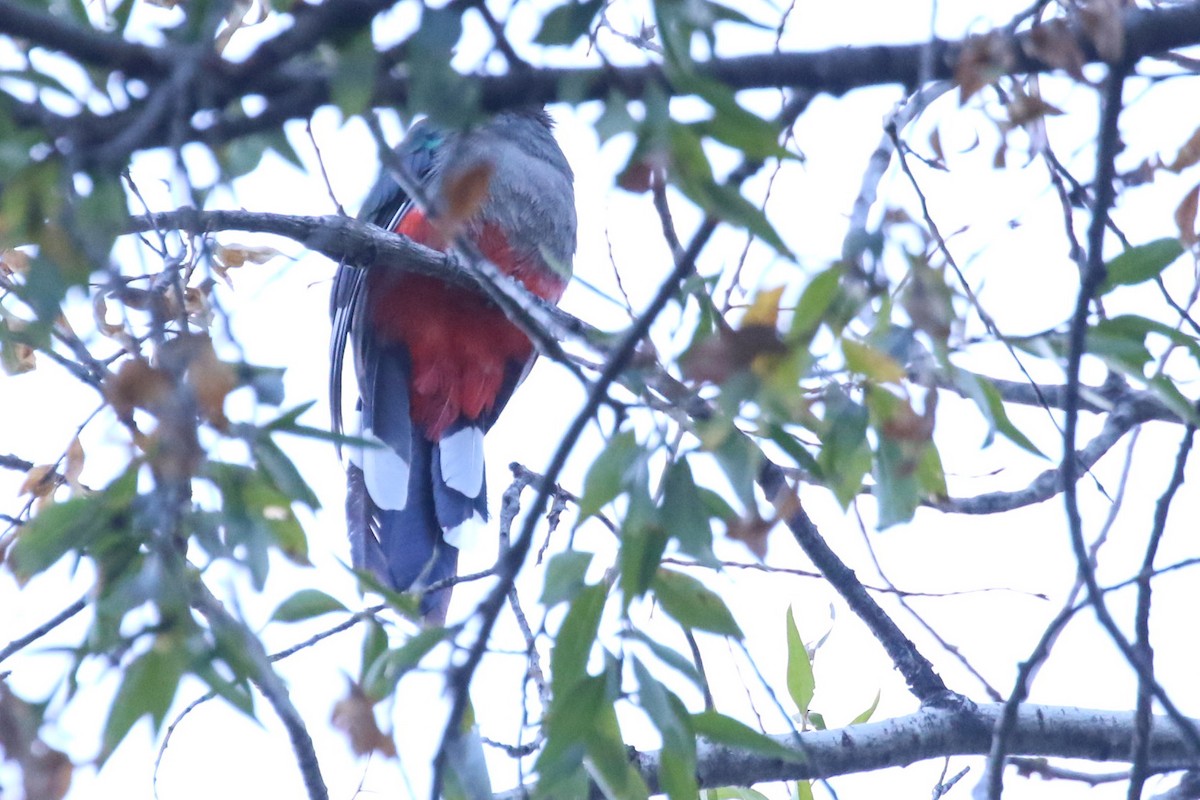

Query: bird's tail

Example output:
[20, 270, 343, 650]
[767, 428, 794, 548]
[346, 424, 487, 625]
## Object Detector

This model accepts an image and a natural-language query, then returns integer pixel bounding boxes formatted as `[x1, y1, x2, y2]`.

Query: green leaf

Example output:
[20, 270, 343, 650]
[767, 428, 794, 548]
[584, 672, 650, 800]
[100, 640, 187, 763]
[11, 465, 138, 580]
[253, 437, 320, 510]
[408, 8, 479, 127]
[691, 710, 803, 762]
[536, 672, 608, 794]
[790, 265, 842, 341]
[652, 569, 742, 638]
[817, 387, 872, 507]
[541, 550, 594, 606]
[660, 459, 718, 564]
[362, 627, 452, 701]
[764, 424, 823, 480]
[11, 496, 99, 580]
[842, 338, 906, 383]
[193, 661, 255, 718]
[360, 619, 388, 684]
[784, 607, 815, 718]
[443, 721, 493, 800]
[1093, 314, 1200, 366]
[949, 368, 1045, 456]
[620, 481, 668, 605]
[270, 589, 347, 623]
[1098, 238, 1184, 295]
[550, 583, 607, 694]
[850, 689, 881, 725]
[577, 430, 642, 522]
[705, 423, 760, 512]
[635, 659, 699, 800]
[534, 0, 603, 45]
[872, 435, 920, 528]
[628, 630, 704, 687]
[711, 789, 773, 800]
[328, 31, 377, 118]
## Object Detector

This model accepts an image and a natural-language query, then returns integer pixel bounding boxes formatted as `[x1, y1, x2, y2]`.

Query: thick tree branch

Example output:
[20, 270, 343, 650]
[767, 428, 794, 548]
[495, 703, 1200, 797]
[0, 0, 170, 77]
[133, 208, 595, 347]
[9, 2, 1200, 167]
[758, 463, 951, 704]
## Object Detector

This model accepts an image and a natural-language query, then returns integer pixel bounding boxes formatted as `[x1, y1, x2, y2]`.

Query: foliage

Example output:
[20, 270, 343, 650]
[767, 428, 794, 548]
[1, 0, 1200, 799]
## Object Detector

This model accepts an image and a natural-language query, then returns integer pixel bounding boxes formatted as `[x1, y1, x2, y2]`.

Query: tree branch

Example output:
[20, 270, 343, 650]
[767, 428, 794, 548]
[10, 2, 1200, 167]
[190, 581, 328, 800]
[495, 703, 1200, 797]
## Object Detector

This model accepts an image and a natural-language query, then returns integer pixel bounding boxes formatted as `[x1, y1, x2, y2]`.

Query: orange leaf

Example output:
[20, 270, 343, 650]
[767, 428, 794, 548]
[440, 162, 495, 235]
[185, 338, 238, 430]
[726, 514, 773, 559]
[104, 358, 174, 421]
[331, 682, 396, 758]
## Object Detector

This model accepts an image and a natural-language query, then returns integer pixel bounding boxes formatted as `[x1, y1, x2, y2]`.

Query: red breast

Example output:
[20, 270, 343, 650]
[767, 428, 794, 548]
[367, 209, 566, 439]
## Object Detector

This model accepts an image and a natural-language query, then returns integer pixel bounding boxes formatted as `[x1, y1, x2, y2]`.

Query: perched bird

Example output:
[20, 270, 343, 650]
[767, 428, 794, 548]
[330, 110, 576, 624]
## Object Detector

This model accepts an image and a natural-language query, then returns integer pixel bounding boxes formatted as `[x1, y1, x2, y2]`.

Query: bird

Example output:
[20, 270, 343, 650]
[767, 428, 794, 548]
[329, 109, 576, 625]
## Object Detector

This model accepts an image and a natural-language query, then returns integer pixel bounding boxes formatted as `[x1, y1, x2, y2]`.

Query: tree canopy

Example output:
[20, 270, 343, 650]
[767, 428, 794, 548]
[3, 1, 1200, 799]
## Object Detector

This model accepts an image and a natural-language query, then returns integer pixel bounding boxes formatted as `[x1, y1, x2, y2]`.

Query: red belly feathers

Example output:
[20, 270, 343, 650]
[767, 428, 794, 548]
[367, 209, 566, 440]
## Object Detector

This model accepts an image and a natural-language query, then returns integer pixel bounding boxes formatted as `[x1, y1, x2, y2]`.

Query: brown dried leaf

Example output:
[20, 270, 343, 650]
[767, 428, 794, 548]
[63, 438, 84, 494]
[213, 243, 281, 287]
[215, 243, 282, 270]
[104, 358, 174, 421]
[681, 326, 787, 385]
[1167, 126, 1200, 173]
[186, 337, 238, 430]
[118, 288, 157, 311]
[725, 513, 773, 559]
[928, 128, 945, 164]
[0, 683, 38, 763]
[1120, 157, 1159, 188]
[617, 159, 655, 193]
[1024, 19, 1087, 80]
[19, 465, 58, 500]
[1079, 0, 1125, 64]
[440, 162, 495, 235]
[955, 32, 1015, 104]
[92, 295, 125, 338]
[331, 682, 396, 758]
[0, 249, 31, 277]
[993, 138, 1008, 170]
[1, 332, 37, 376]
[23, 743, 72, 800]
[1176, 184, 1200, 249]
[1007, 93, 1064, 127]
[880, 391, 938, 442]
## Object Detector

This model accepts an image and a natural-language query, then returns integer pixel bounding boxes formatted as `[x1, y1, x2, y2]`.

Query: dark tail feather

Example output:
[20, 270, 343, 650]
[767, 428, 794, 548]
[347, 433, 459, 623]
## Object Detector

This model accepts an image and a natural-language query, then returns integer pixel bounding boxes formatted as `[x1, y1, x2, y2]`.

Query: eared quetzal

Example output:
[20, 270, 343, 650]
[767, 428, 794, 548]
[329, 110, 576, 624]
